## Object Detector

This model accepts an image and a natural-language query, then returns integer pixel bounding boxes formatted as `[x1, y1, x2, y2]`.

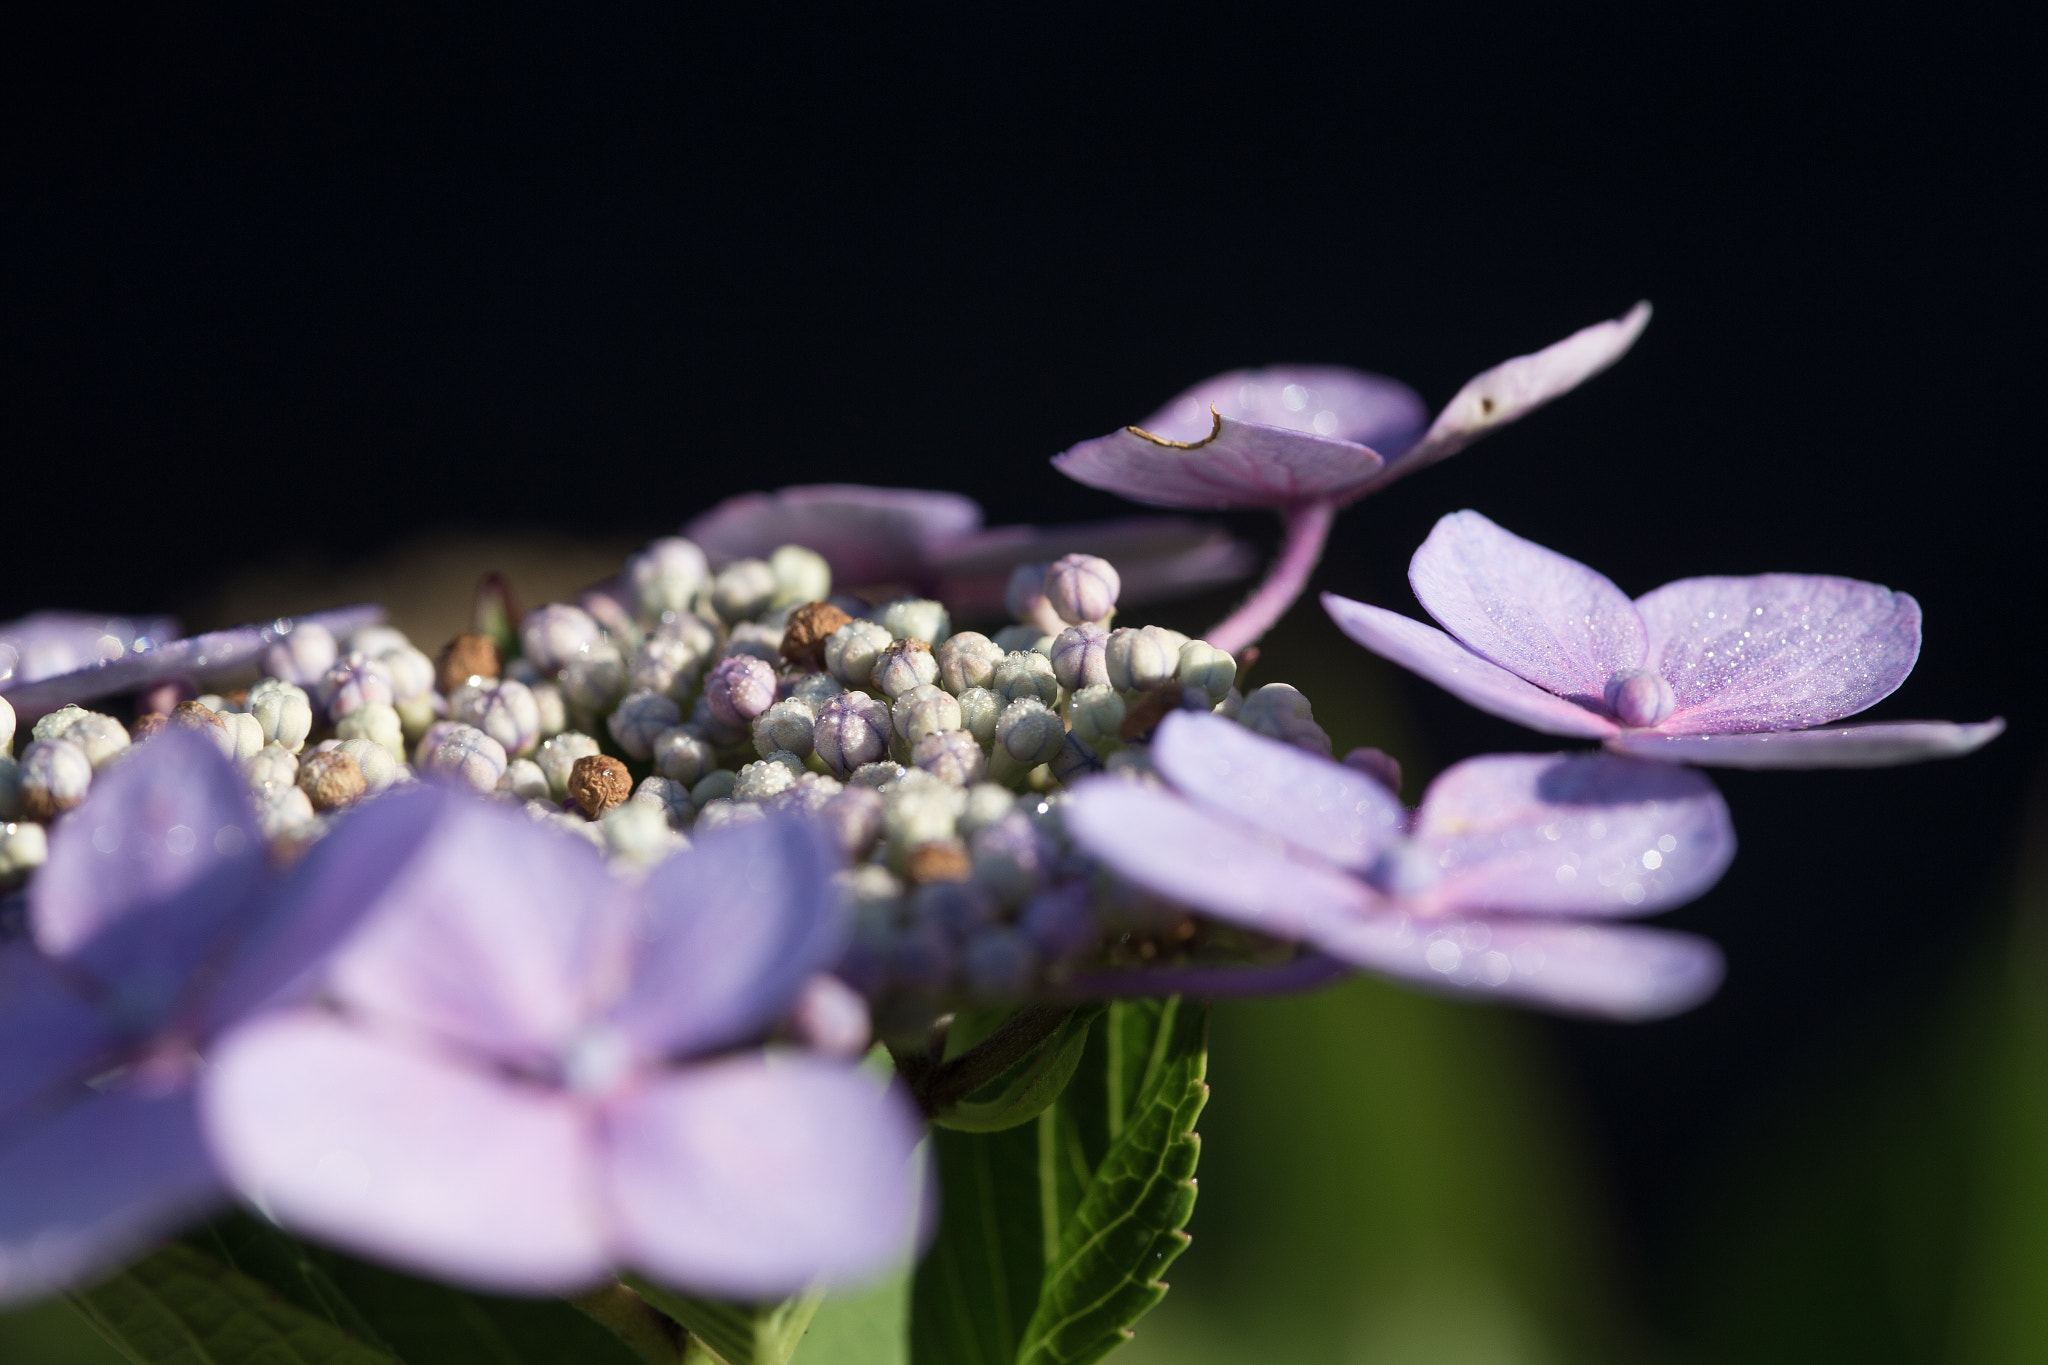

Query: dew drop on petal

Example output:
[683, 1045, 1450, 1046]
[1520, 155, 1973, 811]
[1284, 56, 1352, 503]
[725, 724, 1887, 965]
[214, 825, 248, 856]
[1621, 883, 1645, 905]
[1658, 834, 1678, 853]
[92, 825, 120, 855]
[1641, 849, 1663, 870]
[165, 825, 196, 856]
[1425, 939, 1462, 974]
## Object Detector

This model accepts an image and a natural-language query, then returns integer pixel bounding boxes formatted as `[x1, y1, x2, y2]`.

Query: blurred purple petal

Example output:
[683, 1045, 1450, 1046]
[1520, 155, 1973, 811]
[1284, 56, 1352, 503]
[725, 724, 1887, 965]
[0, 946, 116, 1128]
[1606, 718, 2007, 768]
[1636, 574, 1922, 734]
[686, 485, 982, 588]
[1052, 414, 1385, 511]
[930, 517, 1255, 615]
[203, 785, 458, 1032]
[1138, 363, 1429, 452]
[0, 605, 386, 717]
[1314, 912, 1723, 1021]
[1151, 711, 1404, 872]
[1060, 952, 1352, 998]
[327, 800, 632, 1068]
[1062, 778, 1377, 940]
[1384, 302, 1653, 480]
[1409, 511, 1645, 703]
[1414, 753, 1735, 917]
[203, 1013, 611, 1293]
[606, 1055, 925, 1300]
[0, 1088, 221, 1308]
[1321, 594, 1619, 739]
[0, 613, 178, 688]
[30, 731, 268, 1017]
[614, 815, 846, 1060]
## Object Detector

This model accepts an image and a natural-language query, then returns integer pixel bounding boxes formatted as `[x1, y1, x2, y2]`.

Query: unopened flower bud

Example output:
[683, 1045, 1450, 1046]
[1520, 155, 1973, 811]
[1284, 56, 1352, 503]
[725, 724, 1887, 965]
[1342, 747, 1403, 797]
[567, 753, 632, 817]
[870, 638, 938, 699]
[926, 631, 997, 695]
[970, 811, 1048, 906]
[1065, 684, 1126, 750]
[688, 694, 748, 749]
[559, 641, 628, 716]
[337, 738, 399, 794]
[711, 559, 779, 623]
[451, 679, 541, 757]
[649, 726, 716, 787]
[520, 603, 603, 673]
[752, 698, 818, 760]
[881, 598, 950, 645]
[824, 618, 893, 690]
[629, 775, 694, 830]
[627, 537, 712, 620]
[904, 839, 974, 886]
[19, 738, 91, 821]
[35, 706, 131, 769]
[413, 720, 464, 769]
[1213, 686, 1244, 720]
[723, 622, 785, 665]
[0, 695, 13, 755]
[818, 785, 884, 859]
[379, 646, 435, 706]
[535, 731, 602, 801]
[957, 687, 1003, 750]
[624, 635, 698, 701]
[1606, 669, 1679, 729]
[658, 611, 719, 655]
[990, 625, 1049, 655]
[886, 780, 965, 851]
[1044, 553, 1120, 625]
[767, 771, 843, 819]
[849, 761, 907, 790]
[168, 701, 236, 759]
[0, 820, 48, 889]
[704, 654, 778, 729]
[260, 622, 337, 687]
[334, 702, 404, 762]
[602, 800, 679, 868]
[892, 684, 962, 746]
[220, 710, 266, 763]
[993, 650, 1060, 707]
[734, 755, 802, 803]
[1048, 622, 1109, 692]
[787, 974, 871, 1058]
[768, 544, 833, 609]
[247, 679, 313, 753]
[958, 783, 1017, 837]
[1004, 562, 1061, 632]
[426, 725, 508, 793]
[995, 697, 1066, 768]
[318, 654, 396, 721]
[347, 625, 411, 658]
[243, 743, 299, 790]
[691, 770, 738, 806]
[913, 729, 986, 786]
[254, 782, 317, 842]
[529, 682, 567, 740]
[1176, 639, 1238, 706]
[1104, 626, 1186, 694]
[1238, 683, 1333, 758]
[601, 689, 677, 761]
[297, 749, 367, 811]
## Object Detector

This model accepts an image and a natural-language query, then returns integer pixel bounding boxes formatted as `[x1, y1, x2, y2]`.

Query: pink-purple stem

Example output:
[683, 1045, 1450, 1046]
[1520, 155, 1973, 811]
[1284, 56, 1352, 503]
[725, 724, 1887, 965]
[1204, 499, 1337, 656]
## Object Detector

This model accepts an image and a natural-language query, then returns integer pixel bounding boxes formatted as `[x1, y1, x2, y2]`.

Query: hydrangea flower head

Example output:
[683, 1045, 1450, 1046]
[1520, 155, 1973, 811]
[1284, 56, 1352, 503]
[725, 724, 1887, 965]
[1062, 710, 1731, 1020]
[0, 731, 436, 1303]
[1323, 510, 2004, 767]
[202, 798, 926, 1299]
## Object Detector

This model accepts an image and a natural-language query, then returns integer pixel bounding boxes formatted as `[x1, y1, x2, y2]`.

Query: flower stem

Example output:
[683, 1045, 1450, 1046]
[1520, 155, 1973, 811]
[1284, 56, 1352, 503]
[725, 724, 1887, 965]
[1204, 499, 1337, 656]
[570, 1283, 691, 1364]
[909, 1002, 1079, 1118]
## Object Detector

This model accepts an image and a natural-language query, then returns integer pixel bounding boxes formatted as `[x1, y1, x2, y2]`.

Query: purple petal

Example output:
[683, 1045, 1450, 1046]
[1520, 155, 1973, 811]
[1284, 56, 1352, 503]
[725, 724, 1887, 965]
[1138, 364, 1430, 452]
[1313, 912, 1724, 1021]
[685, 485, 983, 589]
[1321, 594, 1619, 739]
[0, 612, 179, 688]
[0, 606, 385, 717]
[1151, 710, 1404, 872]
[606, 1055, 925, 1299]
[1413, 753, 1735, 917]
[202, 784, 458, 1034]
[30, 731, 269, 1018]
[0, 946, 117, 1129]
[1382, 302, 1653, 481]
[0, 1087, 222, 1307]
[1059, 952, 1352, 998]
[612, 815, 845, 1060]
[202, 1013, 610, 1293]
[1052, 414, 1385, 511]
[1061, 778, 1377, 941]
[1409, 511, 1645, 704]
[929, 517, 1256, 615]
[1605, 718, 2006, 769]
[326, 800, 632, 1068]
[1635, 574, 1923, 733]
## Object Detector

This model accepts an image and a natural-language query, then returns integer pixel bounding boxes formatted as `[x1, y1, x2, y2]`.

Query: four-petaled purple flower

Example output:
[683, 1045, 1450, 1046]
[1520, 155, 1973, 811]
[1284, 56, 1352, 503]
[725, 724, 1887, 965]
[0, 731, 435, 1304]
[1323, 510, 2004, 768]
[1052, 303, 1653, 653]
[1063, 710, 1732, 1020]
[201, 796, 926, 1299]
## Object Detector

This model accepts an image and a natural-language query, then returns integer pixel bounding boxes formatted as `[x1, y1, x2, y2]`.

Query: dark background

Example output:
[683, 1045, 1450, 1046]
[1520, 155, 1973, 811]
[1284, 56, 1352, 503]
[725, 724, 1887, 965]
[7, 4, 2042, 1349]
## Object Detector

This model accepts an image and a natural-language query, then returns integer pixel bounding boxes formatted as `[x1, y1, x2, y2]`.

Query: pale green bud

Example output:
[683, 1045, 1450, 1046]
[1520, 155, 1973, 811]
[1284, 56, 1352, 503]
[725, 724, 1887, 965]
[824, 619, 893, 690]
[628, 537, 712, 619]
[654, 726, 719, 786]
[0, 820, 48, 889]
[691, 770, 738, 806]
[1066, 684, 1126, 749]
[1238, 683, 1333, 758]
[957, 687, 1003, 750]
[753, 698, 819, 760]
[1176, 640, 1238, 706]
[243, 744, 299, 791]
[339, 737, 401, 794]
[602, 800, 679, 868]
[993, 650, 1060, 707]
[934, 631, 1004, 694]
[711, 558, 779, 623]
[1105, 625, 1186, 694]
[248, 678, 314, 753]
[609, 689, 682, 761]
[770, 544, 833, 608]
[0, 694, 14, 755]
[536, 731, 602, 801]
[335, 702, 406, 761]
[892, 684, 962, 746]
[734, 754, 803, 802]
[34, 706, 130, 768]
[881, 598, 950, 645]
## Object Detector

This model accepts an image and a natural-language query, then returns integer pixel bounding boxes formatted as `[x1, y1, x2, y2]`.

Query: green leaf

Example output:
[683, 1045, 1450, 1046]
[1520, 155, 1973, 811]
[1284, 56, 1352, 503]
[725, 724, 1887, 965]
[935, 1006, 1104, 1134]
[1015, 997, 1208, 1365]
[910, 1122, 1048, 1365]
[795, 1270, 909, 1365]
[68, 1241, 394, 1365]
[629, 1283, 822, 1365]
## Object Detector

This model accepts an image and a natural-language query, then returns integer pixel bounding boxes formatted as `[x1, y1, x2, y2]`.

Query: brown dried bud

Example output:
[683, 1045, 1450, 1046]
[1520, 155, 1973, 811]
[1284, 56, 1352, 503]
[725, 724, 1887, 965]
[220, 688, 250, 710]
[437, 631, 501, 693]
[904, 838, 973, 885]
[1118, 684, 1191, 742]
[170, 700, 225, 732]
[131, 712, 169, 740]
[780, 601, 852, 671]
[568, 754, 632, 818]
[298, 750, 367, 811]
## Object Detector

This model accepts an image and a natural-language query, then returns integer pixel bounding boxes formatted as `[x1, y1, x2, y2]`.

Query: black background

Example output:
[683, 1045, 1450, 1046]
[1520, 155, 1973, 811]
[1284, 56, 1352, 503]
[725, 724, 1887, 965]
[7, 1, 2042, 1326]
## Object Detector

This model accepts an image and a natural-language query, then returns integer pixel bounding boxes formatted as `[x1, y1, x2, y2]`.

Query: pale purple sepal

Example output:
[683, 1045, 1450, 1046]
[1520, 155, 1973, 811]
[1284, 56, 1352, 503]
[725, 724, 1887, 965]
[1412, 753, 1735, 917]
[1409, 511, 1646, 704]
[0, 605, 386, 716]
[1378, 302, 1653, 482]
[1313, 912, 1723, 1021]
[1604, 718, 2007, 768]
[1138, 364, 1429, 452]
[686, 485, 983, 588]
[1060, 952, 1351, 999]
[0, 1088, 221, 1307]
[1320, 594, 1618, 739]
[1051, 413, 1386, 511]
[607, 1056, 926, 1300]
[930, 518, 1256, 615]
[1151, 711, 1403, 872]
[203, 1014, 613, 1293]
[0, 613, 179, 688]
[615, 818, 847, 1060]
[0, 946, 117, 1127]
[1635, 574, 1922, 733]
